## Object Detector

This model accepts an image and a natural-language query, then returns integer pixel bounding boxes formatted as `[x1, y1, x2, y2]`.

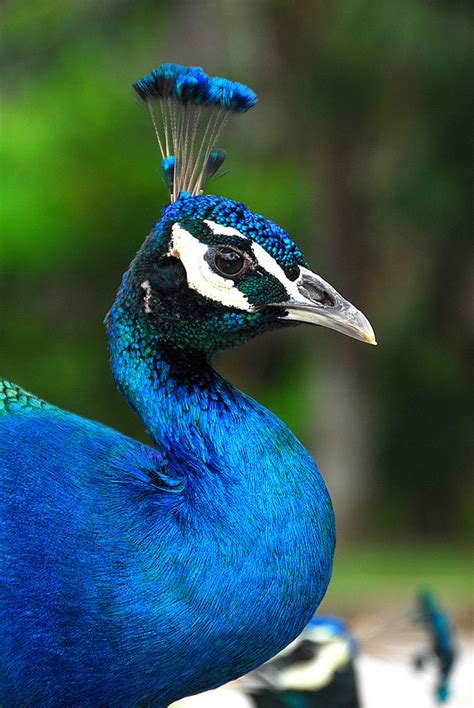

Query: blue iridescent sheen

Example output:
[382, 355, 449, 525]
[1, 53, 335, 705]
[206, 76, 257, 112]
[0, 193, 335, 705]
[133, 63, 257, 113]
[160, 193, 307, 280]
[133, 64, 206, 104]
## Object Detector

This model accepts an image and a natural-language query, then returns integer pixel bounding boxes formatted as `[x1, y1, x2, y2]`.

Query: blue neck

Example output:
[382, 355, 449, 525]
[106, 293, 334, 529]
[107, 286, 277, 482]
[101, 241, 336, 703]
[109, 313, 243, 462]
[106, 281, 336, 689]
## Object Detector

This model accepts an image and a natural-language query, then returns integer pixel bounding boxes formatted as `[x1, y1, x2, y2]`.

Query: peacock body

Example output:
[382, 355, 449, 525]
[0, 65, 375, 706]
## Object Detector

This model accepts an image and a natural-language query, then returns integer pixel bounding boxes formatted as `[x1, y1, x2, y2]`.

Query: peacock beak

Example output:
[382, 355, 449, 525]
[273, 267, 377, 345]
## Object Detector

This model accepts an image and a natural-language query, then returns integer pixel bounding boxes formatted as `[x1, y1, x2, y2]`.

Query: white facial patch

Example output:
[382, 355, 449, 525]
[169, 223, 252, 310]
[168, 221, 325, 314]
[203, 220, 247, 239]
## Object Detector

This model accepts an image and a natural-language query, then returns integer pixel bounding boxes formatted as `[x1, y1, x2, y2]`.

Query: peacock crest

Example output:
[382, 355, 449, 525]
[133, 63, 257, 201]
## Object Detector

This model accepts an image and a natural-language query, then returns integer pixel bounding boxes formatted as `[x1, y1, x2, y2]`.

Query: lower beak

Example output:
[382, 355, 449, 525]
[271, 267, 376, 345]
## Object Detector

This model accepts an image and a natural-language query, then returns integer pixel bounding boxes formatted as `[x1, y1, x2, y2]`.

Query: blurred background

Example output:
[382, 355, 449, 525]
[0, 0, 472, 700]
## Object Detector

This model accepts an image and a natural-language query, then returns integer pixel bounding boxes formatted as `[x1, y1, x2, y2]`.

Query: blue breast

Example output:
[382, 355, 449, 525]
[0, 368, 334, 706]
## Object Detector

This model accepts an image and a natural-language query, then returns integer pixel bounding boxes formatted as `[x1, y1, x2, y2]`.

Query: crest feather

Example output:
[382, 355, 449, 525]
[133, 64, 257, 202]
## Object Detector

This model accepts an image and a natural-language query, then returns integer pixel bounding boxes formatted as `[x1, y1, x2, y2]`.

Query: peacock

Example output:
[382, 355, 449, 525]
[0, 64, 375, 706]
[413, 591, 456, 704]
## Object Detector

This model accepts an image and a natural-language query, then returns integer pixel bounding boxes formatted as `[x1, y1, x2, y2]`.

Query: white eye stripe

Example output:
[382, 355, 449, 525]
[250, 242, 301, 301]
[167, 221, 311, 311]
[203, 220, 248, 239]
[169, 223, 251, 310]
[203, 219, 299, 298]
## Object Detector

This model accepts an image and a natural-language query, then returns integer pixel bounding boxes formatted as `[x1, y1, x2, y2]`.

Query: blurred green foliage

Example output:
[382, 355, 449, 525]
[1, 0, 472, 555]
[324, 544, 472, 616]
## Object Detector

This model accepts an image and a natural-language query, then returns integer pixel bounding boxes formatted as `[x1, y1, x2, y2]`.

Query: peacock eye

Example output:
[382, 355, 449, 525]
[212, 247, 248, 278]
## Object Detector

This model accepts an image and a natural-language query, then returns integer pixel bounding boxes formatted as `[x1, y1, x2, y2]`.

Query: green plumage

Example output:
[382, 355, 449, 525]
[0, 380, 49, 415]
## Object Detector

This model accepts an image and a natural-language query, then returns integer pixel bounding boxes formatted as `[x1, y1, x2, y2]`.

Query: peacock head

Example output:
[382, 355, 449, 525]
[124, 192, 374, 353]
[112, 64, 375, 355]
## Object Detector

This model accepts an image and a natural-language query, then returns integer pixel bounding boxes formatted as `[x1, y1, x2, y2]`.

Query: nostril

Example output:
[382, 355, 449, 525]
[299, 281, 336, 307]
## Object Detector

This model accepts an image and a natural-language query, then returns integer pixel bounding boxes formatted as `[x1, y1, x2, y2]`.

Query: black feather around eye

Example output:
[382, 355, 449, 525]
[149, 256, 187, 294]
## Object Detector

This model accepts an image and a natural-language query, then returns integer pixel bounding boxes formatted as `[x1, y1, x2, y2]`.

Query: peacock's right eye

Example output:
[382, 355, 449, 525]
[212, 247, 249, 278]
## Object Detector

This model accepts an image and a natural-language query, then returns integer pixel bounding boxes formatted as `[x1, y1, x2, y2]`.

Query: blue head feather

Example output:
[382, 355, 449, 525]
[206, 76, 257, 112]
[133, 64, 206, 103]
[133, 64, 257, 113]
[308, 615, 349, 636]
[160, 193, 306, 281]
[307, 615, 358, 655]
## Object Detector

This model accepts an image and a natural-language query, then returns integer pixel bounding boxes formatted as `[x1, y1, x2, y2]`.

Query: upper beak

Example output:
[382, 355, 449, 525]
[270, 267, 376, 345]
